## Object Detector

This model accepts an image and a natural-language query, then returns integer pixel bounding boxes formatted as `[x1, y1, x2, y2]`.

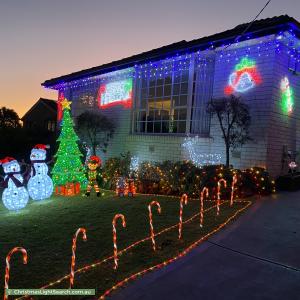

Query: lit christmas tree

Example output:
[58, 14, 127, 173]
[52, 99, 87, 190]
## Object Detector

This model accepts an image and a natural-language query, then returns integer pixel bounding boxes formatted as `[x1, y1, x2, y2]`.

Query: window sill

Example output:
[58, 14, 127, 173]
[131, 132, 211, 139]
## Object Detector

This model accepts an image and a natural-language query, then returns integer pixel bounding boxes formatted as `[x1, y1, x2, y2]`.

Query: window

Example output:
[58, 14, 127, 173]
[47, 120, 56, 132]
[189, 56, 215, 134]
[134, 57, 191, 134]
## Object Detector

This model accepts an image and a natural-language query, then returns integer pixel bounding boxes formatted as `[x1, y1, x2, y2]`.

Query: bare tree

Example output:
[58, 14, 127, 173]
[76, 111, 115, 155]
[207, 95, 251, 167]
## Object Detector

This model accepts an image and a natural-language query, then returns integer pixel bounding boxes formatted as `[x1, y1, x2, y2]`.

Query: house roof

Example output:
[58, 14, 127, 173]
[42, 15, 300, 88]
[22, 98, 57, 120]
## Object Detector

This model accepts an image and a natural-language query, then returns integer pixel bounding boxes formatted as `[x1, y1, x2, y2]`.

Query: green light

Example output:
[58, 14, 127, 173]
[280, 77, 294, 115]
[52, 105, 87, 188]
[234, 57, 255, 71]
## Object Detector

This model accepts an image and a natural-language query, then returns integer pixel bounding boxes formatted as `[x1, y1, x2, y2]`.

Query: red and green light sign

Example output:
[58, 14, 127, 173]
[97, 79, 133, 109]
[225, 57, 262, 95]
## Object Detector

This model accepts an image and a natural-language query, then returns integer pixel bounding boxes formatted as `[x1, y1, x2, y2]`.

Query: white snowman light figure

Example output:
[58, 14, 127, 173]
[27, 144, 53, 200]
[0, 157, 29, 211]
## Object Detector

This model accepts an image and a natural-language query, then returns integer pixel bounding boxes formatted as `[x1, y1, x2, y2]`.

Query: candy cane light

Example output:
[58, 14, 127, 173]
[70, 228, 87, 289]
[4, 247, 27, 300]
[217, 179, 227, 216]
[200, 187, 209, 227]
[148, 201, 161, 251]
[112, 214, 126, 270]
[230, 174, 238, 206]
[178, 194, 188, 239]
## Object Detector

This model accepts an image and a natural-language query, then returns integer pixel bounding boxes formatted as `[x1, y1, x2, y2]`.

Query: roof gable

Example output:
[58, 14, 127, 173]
[22, 98, 57, 120]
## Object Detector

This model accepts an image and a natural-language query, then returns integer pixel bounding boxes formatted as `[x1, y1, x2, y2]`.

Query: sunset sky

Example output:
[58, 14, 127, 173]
[1, 0, 300, 117]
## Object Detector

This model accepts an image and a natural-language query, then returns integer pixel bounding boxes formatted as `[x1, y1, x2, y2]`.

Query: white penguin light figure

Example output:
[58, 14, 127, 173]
[27, 144, 53, 200]
[0, 157, 29, 211]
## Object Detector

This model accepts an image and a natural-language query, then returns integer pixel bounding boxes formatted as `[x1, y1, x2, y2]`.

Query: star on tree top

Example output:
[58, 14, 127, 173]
[61, 98, 72, 110]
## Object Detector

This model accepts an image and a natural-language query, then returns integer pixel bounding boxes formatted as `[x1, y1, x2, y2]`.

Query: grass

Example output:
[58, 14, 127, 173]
[0, 191, 251, 299]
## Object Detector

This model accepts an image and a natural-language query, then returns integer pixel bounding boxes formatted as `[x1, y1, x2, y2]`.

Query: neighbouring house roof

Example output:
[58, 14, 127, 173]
[22, 98, 57, 120]
[42, 15, 300, 88]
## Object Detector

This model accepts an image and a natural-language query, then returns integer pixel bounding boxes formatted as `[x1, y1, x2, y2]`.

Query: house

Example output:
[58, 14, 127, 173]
[42, 15, 300, 176]
[22, 98, 57, 132]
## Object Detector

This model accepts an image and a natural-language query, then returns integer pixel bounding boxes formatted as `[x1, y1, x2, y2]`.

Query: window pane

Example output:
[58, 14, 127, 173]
[141, 98, 147, 109]
[162, 121, 169, 133]
[164, 84, 171, 96]
[178, 109, 187, 120]
[142, 78, 148, 88]
[161, 110, 170, 121]
[149, 87, 155, 98]
[154, 110, 161, 121]
[154, 121, 161, 133]
[178, 121, 186, 133]
[139, 111, 146, 121]
[156, 85, 163, 97]
[157, 78, 164, 85]
[165, 76, 172, 84]
[180, 83, 188, 94]
[146, 122, 153, 133]
[141, 88, 148, 99]
[173, 84, 180, 95]
[149, 79, 156, 87]
[147, 110, 154, 121]
[181, 70, 189, 82]
[180, 95, 188, 106]
[173, 96, 180, 106]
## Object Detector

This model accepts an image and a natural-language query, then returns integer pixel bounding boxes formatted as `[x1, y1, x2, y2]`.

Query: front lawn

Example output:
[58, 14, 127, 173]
[0, 191, 251, 299]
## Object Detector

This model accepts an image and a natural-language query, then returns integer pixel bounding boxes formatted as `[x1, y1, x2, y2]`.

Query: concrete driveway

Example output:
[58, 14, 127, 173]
[111, 192, 300, 300]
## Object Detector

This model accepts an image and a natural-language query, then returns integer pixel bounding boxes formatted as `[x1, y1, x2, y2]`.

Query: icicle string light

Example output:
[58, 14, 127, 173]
[178, 194, 188, 239]
[200, 187, 209, 227]
[47, 33, 300, 91]
[4, 247, 27, 300]
[70, 228, 87, 289]
[112, 214, 126, 270]
[230, 175, 238, 206]
[217, 179, 227, 216]
[148, 201, 162, 251]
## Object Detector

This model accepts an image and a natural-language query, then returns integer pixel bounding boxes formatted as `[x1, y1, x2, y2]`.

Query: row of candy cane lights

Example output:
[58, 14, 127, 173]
[3, 175, 237, 300]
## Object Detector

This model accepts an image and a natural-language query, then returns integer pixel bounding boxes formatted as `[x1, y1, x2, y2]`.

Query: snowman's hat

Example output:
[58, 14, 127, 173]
[0, 157, 17, 167]
[32, 144, 50, 152]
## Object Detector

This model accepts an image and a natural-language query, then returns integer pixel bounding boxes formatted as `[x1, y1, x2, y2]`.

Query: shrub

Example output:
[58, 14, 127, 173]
[100, 155, 275, 198]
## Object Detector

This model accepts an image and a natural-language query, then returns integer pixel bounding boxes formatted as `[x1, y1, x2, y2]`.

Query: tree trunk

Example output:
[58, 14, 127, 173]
[92, 144, 97, 155]
[225, 142, 230, 168]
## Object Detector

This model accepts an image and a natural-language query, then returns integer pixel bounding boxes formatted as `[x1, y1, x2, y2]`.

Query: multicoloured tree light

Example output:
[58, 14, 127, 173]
[51, 99, 87, 189]
[280, 77, 294, 114]
[97, 79, 133, 109]
[225, 57, 262, 95]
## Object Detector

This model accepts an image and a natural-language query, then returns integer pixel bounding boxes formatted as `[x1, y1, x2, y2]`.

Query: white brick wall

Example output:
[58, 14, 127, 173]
[64, 35, 299, 177]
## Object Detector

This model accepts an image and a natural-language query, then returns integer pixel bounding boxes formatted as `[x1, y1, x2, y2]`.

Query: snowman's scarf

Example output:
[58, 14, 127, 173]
[2, 172, 23, 188]
[31, 159, 46, 176]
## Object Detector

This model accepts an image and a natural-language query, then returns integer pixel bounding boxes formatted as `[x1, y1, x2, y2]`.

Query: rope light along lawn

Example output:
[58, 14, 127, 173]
[148, 201, 162, 251]
[217, 179, 227, 216]
[178, 194, 188, 239]
[4, 247, 27, 300]
[112, 214, 126, 270]
[15, 197, 251, 300]
[200, 187, 209, 228]
[230, 174, 238, 206]
[70, 228, 87, 289]
[99, 200, 252, 299]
